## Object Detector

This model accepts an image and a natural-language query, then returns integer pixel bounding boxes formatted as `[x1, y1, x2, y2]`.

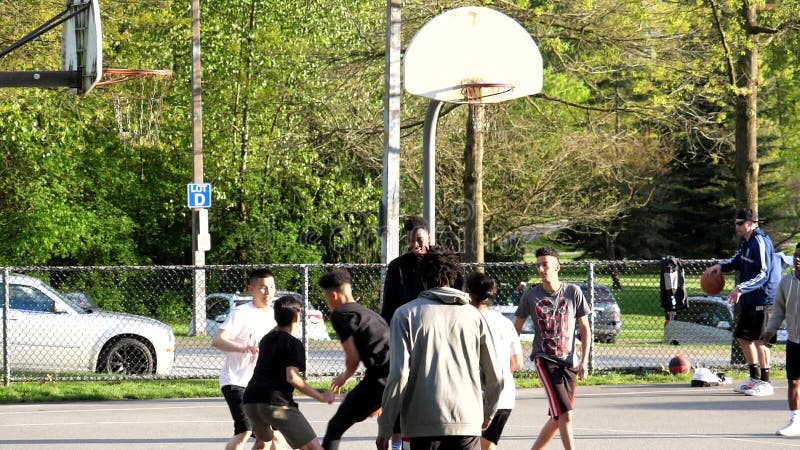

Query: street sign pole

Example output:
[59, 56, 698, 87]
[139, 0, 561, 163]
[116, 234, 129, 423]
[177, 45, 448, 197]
[190, 0, 206, 336]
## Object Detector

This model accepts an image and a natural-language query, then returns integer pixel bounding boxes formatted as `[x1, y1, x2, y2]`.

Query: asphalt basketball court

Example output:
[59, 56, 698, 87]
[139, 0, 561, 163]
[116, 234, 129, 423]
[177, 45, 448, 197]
[2, 382, 799, 449]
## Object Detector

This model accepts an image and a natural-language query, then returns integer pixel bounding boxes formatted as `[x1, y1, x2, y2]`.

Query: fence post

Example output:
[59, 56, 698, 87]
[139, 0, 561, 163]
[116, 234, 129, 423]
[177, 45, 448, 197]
[192, 266, 207, 337]
[302, 265, 310, 370]
[3, 267, 10, 386]
[587, 262, 595, 372]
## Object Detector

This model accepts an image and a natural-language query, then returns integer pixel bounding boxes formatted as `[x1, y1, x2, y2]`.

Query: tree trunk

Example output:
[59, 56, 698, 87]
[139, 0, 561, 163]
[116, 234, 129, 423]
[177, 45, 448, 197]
[730, 3, 759, 364]
[237, 0, 257, 223]
[734, 3, 759, 213]
[464, 104, 485, 263]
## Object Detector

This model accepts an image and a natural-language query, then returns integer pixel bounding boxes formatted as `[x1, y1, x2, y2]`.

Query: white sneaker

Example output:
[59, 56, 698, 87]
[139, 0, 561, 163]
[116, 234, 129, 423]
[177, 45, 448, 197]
[744, 380, 774, 396]
[777, 417, 800, 436]
[734, 377, 760, 393]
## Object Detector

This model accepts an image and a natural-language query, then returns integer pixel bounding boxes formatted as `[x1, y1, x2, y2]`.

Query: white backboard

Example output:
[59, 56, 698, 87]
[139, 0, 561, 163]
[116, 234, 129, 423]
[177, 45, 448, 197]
[61, 0, 102, 95]
[404, 6, 543, 104]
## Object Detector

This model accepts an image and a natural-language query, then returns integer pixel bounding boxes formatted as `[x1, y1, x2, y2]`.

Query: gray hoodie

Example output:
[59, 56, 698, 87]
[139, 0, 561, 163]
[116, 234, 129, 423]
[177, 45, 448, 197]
[766, 270, 800, 343]
[378, 286, 503, 439]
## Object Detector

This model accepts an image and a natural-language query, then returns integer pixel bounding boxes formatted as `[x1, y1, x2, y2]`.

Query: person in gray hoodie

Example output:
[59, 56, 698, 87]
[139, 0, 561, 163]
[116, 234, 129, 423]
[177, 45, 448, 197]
[377, 246, 503, 450]
[762, 243, 800, 436]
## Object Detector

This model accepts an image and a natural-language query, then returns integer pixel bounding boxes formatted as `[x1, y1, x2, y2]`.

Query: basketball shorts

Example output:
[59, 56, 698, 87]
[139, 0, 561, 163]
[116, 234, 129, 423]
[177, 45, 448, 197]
[481, 409, 511, 444]
[734, 304, 776, 343]
[409, 435, 480, 450]
[534, 357, 577, 419]
[244, 403, 317, 449]
[787, 340, 800, 381]
[221, 385, 251, 435]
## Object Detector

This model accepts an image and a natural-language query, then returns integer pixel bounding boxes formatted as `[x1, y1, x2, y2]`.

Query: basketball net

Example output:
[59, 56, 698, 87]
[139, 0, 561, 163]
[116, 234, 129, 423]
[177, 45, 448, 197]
[458, 82, 514, 104]
[97, 68, 173, 146]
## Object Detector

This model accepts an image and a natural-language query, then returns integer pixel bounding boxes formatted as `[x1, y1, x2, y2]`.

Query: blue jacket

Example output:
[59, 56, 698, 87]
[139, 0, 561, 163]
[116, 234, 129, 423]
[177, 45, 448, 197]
[719, 227, 779, 306]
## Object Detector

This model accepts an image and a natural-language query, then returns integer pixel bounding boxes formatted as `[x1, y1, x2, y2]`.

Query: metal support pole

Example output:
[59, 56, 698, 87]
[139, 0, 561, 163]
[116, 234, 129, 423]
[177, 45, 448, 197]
[3, 268, 9, 386]
[302, 265, 310, 368]
[587, 262, 595, 372]
[422, 100, 443, 245]
[0, 71, 80, 88]
[190, 0, 207, 336]
[380, 0, 401, 266]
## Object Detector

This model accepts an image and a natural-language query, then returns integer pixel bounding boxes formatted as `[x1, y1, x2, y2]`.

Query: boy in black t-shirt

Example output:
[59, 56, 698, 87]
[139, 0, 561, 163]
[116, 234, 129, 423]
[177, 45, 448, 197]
[319, 269, 391, 450]
[243, 295, 335, 450]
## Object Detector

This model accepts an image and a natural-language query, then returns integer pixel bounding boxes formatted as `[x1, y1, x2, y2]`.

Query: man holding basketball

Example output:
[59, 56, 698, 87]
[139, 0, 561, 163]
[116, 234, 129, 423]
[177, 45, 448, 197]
[704, 208, 781, 397]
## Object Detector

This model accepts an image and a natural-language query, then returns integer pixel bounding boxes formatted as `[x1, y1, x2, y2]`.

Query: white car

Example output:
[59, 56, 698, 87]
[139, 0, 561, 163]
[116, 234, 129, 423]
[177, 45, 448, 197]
[190, 292, 330, 340]
[1, 273, 175, 375]
[664, 296, 788, 345]
[491, 304, 535, 342]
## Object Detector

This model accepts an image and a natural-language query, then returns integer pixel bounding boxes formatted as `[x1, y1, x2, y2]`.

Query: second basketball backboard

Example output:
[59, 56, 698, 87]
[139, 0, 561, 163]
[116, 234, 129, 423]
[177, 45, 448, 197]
[62, 0, 102, 95]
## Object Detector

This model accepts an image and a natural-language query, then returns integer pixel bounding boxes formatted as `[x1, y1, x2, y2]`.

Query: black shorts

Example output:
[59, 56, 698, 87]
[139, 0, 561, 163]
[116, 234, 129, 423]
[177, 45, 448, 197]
[409, 435, 480, 450]
[787, 340, 800, 381]
[221, 385, 251, 435]
[534, 357, 577, 419]
[481, 409, 511, 444]
[734, 304, 776, 343]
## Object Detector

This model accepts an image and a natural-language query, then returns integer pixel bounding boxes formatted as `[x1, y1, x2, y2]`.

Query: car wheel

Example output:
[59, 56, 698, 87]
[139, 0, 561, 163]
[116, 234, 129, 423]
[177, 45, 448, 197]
[606, 335, 617, 344]
[669, 340, 679, 346]
[98, 338, 155, 374]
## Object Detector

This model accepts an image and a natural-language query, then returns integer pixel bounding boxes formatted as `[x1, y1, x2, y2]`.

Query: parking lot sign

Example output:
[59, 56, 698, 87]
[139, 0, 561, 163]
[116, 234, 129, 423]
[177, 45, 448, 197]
[187, 183, 212, 208]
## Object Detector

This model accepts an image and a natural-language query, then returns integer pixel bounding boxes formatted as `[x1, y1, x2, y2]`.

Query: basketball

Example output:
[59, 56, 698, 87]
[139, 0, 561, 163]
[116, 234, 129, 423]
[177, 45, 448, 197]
[701, 271, 725, 295]
[669, 354, 691, 375]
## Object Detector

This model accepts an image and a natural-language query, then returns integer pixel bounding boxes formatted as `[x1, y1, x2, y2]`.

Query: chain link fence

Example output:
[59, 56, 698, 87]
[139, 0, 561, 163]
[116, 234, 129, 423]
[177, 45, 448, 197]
[2, 260, 781, 384]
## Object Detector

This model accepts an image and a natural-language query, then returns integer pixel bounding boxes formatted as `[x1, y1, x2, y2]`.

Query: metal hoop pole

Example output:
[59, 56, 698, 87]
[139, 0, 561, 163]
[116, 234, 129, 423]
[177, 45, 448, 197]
[423, 100, 444, 245]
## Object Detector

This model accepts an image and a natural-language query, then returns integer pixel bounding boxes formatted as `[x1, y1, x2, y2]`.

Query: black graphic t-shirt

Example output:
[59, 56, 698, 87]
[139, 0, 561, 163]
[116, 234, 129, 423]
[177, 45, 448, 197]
[515, 283, 589, 367]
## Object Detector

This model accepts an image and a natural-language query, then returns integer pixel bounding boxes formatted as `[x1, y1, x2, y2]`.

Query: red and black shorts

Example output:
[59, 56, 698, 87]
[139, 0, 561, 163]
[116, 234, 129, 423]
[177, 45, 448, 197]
[534, 357, 577, 420]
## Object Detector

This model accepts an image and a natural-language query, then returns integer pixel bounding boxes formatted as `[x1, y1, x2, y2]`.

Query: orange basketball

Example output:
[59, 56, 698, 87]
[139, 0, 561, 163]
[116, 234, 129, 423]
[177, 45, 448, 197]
[669, 354, 691, 375]
[701, 272, 725, 295]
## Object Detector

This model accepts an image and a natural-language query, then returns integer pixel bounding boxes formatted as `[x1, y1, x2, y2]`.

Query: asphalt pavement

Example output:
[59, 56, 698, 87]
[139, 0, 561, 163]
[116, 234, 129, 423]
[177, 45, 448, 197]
[2, 382, 800, 449]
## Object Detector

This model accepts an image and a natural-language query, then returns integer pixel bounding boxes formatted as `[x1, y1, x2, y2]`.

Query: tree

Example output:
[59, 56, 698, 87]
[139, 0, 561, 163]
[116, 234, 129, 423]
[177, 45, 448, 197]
[706, 0, 799, 213]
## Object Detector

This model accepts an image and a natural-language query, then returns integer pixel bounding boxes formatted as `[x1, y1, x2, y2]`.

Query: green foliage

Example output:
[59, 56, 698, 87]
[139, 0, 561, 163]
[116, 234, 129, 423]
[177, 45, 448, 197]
[1, 0, 799, 265]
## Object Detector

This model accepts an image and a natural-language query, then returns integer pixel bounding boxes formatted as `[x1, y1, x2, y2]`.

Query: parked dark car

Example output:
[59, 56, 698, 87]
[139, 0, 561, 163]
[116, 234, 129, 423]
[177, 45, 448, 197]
[494, 282, 622, 344]
[577, 282, 622, 344]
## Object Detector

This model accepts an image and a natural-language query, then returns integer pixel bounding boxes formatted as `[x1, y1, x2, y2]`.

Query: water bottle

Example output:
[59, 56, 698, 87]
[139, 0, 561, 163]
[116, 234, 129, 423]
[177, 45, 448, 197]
[390, 440, 402, 450]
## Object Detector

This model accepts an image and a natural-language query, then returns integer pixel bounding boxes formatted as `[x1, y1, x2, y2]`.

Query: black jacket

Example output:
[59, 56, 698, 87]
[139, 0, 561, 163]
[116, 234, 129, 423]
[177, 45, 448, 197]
[380, 252, 463, 324]
[380, 252, 426, 324]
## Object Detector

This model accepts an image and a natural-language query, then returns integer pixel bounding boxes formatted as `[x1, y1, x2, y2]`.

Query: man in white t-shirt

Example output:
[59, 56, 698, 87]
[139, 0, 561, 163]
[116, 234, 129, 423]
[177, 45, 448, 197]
[466, 272, 523, 450]
[211, 269, 286, 450]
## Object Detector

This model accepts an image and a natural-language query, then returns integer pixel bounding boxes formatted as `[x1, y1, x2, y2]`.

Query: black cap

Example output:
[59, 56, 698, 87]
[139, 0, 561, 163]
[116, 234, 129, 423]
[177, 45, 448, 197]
[736, 208, 758, 223]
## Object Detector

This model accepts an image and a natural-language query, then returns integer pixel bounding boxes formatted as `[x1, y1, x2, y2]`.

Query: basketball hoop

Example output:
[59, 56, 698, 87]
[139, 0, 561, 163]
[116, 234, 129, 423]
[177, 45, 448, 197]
[96, 68, 173, 146]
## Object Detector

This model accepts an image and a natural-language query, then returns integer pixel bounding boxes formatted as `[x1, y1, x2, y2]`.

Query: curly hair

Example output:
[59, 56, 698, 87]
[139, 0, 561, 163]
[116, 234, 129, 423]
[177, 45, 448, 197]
[404, 215, 428, 233]
[420, 245, 461, 288]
